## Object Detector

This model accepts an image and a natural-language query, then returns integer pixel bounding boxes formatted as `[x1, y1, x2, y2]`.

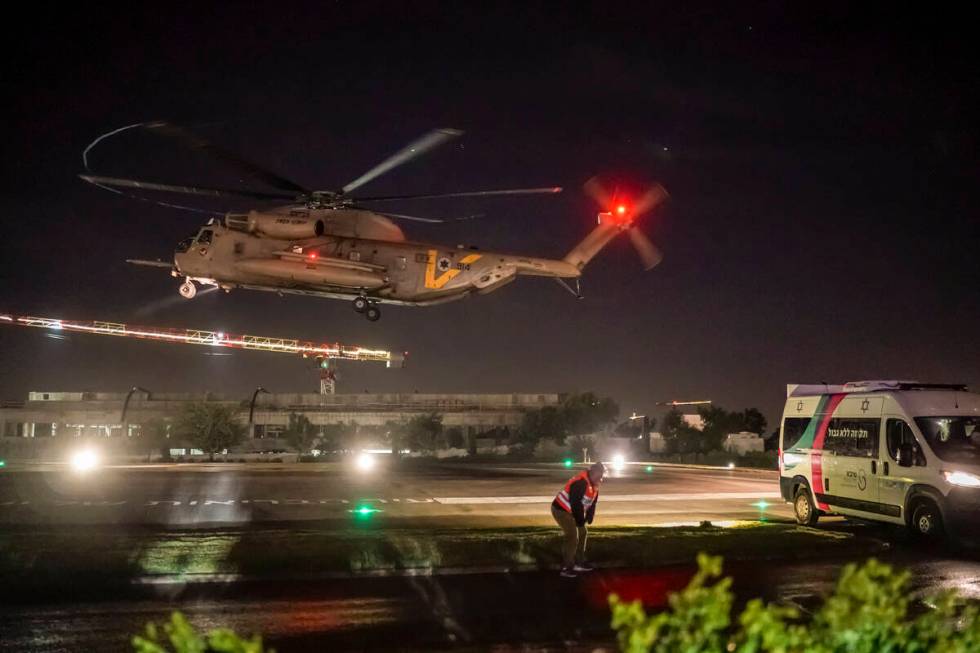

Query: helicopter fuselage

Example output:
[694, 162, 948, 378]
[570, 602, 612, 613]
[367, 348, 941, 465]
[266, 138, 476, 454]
[173, 206, 581, 309]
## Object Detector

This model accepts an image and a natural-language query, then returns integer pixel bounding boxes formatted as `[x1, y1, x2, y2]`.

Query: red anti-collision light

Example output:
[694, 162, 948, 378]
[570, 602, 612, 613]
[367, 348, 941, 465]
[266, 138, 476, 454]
[617, 205, 627, 215]
[309, 251, 318, 260]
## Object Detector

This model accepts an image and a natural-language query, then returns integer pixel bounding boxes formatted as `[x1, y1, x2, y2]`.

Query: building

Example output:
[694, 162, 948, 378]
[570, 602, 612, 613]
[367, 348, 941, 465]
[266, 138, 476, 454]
[723, 431, 764, 455]
[0, 391, 559, 460]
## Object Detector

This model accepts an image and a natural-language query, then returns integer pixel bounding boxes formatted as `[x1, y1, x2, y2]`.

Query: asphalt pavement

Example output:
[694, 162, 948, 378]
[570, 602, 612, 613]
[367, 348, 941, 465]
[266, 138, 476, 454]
[3, 460, 980, 652]
[0, 460, 789, 527]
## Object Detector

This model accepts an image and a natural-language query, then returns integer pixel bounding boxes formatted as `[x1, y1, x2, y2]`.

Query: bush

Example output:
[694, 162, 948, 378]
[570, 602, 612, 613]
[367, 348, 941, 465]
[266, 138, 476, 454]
[533, 438, 569, 460]
[610, 553, 980, 652]
[133, 611, 271, 652]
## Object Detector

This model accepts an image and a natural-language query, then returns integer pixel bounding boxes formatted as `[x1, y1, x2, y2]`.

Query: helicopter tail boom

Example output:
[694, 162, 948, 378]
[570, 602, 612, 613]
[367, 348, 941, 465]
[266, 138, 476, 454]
[562, 222, 621, 271]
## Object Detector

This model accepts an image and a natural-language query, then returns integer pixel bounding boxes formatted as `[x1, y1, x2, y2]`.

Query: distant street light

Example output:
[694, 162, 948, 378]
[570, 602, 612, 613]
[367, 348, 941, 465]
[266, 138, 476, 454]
[249, 387, 271, 438]
[121, 386, 151, 436]
[628, 412, 649, 439]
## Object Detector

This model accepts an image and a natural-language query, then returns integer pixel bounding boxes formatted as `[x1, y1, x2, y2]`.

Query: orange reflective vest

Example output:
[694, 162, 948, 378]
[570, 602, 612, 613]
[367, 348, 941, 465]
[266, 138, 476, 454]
[554, 470, 598, 514]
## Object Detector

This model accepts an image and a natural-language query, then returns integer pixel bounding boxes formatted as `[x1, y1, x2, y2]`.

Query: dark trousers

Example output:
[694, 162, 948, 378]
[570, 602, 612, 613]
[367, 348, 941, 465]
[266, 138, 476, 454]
[551, 504, 587, 568]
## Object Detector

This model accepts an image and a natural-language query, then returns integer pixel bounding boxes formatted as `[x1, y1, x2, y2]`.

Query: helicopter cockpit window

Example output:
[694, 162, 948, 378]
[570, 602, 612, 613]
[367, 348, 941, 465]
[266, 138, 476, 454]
[175, 238, 194, 253]
[197, 230, 213, 245]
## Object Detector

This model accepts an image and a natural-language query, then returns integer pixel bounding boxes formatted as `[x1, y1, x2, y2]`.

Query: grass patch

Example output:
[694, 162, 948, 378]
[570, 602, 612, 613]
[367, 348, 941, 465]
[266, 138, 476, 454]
[0, 522, 883, 592]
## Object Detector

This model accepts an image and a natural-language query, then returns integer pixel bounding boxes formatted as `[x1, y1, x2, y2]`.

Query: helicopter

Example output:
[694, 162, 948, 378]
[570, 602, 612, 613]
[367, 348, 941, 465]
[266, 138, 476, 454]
[80, 122, 668, 321]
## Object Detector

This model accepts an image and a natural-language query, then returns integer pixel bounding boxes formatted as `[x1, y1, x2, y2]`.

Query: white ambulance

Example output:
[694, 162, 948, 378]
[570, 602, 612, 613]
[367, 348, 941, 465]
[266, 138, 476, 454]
[779, 381, 980, 537]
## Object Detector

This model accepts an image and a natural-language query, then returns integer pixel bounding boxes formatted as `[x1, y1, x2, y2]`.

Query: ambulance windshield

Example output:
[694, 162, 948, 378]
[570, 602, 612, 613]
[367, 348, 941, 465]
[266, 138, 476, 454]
[915, 416, 980, 464]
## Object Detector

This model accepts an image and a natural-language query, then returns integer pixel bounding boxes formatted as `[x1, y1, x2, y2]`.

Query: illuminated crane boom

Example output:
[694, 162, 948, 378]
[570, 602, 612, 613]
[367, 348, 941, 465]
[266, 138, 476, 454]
[0, 313, 405, 368]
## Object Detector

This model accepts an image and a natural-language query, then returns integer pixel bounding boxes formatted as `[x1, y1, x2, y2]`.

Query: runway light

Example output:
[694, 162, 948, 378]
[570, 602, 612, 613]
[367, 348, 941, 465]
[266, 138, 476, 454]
[752, 499, 770, 511]
[612, 454, 626, 471]
[727, 462, 735, 470]
[0, 460, 5, 468]
[349, 504, 381, 519]
[645, 465, 653, 473]
[563, 458, 573, 468]
[356, 452, 375, 472]
[70, 448, 99, 473]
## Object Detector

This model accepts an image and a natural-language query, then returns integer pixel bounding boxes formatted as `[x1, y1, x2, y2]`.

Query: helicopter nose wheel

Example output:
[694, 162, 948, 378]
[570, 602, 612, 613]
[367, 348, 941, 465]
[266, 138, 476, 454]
[365, 306, 381, 322]
[179, 281, 197, 299]
[352, 296, 369, 313]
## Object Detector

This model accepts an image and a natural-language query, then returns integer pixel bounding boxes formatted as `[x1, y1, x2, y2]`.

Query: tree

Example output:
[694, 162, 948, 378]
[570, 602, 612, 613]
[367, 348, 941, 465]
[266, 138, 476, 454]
[404, 412, 444, 453]
[173, 402, 246, 462]
[518, 405, 565, 445]
[444, 426, 465, 449]
[518, 393, 620, 447]
[739, 408, 767, 435]
[660, 408, 698, 455]
[283, 413, 318, 455]
[697, 406, 742, 455]
[384, 420, 407, 457]
[562, 392, 619, 436]
[137, 418, 171, 463]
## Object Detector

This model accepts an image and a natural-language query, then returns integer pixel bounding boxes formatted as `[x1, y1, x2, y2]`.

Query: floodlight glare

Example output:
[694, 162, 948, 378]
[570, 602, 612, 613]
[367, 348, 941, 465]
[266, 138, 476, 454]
[612, 454, 626, 471]
[70, 448, 99, 473]
[356, 452, 376, 472]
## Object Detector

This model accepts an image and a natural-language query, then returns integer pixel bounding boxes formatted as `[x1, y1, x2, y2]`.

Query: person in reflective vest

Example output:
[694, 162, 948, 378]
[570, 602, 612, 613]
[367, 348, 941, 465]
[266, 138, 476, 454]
[551, 461, 605, 577]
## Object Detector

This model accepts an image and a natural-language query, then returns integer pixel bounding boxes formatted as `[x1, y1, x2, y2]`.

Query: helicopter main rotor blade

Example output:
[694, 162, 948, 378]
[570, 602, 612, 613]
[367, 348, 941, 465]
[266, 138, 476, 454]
[79, 174, 297, 201]
[142, 122, 313, 195]
[353, 186, 563, 203]
[633, 183, 670, 217]
[627, 227, 664, 271]
[363, 210, 444, 224]
[340, 128, 463, 195]
[583, 176, 613, 208]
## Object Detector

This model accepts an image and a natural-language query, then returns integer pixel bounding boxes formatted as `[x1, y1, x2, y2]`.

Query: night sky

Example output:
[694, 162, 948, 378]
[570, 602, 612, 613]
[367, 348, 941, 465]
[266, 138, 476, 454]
[1, 3, 977, 426]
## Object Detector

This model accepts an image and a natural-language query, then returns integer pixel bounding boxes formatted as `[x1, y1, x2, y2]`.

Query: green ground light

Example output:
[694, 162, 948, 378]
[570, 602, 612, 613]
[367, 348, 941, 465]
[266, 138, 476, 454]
[645, 465, 653, 473]
[752, 499, 770, 521]
[0, 460, 5, 468]
[349, 505, 382, 519]
[563, 459, 573, 468]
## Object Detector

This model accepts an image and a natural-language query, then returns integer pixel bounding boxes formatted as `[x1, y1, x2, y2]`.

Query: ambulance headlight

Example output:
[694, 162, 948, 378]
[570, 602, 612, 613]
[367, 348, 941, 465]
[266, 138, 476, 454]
[70, 448, 100, 473]
[783, 452, 804, 466]
[944, 471, 980, 488]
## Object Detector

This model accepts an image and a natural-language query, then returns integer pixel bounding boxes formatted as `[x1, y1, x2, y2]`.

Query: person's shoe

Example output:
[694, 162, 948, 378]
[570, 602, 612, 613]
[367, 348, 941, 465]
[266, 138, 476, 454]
[573, 562, 596, 572]
[559, 567, 578, 578]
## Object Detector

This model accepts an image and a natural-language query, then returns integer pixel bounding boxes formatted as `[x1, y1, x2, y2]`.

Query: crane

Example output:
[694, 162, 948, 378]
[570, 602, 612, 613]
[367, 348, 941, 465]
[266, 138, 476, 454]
[0, 312, 404, 394]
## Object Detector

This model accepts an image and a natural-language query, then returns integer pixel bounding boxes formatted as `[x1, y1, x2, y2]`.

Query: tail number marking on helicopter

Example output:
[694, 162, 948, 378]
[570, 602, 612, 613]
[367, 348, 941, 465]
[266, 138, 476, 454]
[424, 250, 482, 289]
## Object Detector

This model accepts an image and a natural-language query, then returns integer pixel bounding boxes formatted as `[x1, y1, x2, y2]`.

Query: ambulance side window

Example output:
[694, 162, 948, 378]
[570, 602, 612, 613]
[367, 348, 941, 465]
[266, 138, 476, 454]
[886, 419, 925, 466]
[782, 417, 811, 450]
[825, 418, 879, 458]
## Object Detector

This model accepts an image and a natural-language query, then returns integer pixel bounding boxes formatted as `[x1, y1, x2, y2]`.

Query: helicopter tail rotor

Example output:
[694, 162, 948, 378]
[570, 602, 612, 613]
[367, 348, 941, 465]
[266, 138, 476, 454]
[567, 177, 668, 271]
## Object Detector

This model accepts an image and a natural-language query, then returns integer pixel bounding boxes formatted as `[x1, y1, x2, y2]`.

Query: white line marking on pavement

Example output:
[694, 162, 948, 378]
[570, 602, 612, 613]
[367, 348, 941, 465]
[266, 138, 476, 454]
[434, 491, 781, 505]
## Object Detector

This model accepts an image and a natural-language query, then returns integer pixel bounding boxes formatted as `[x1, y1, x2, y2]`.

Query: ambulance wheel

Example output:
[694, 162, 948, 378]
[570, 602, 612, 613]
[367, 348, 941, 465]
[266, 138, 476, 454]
[794, 486, 819, 526]
[365, 306, 381, 322]
[352, 297, 369, 313]
[910, 500, 943, 539]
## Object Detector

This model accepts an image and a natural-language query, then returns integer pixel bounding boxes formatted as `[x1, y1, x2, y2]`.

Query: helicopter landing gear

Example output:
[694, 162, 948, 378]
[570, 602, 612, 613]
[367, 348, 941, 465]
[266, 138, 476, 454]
[365, 306, 381, 322]
[352, 296, 369, 313]
[179, 281, 197, 299]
